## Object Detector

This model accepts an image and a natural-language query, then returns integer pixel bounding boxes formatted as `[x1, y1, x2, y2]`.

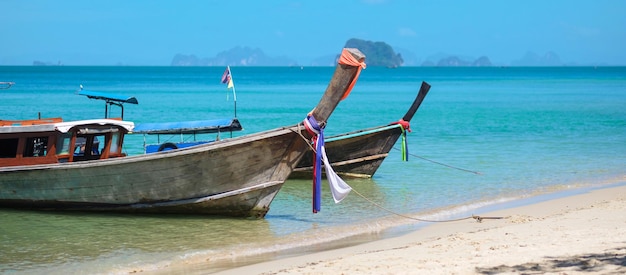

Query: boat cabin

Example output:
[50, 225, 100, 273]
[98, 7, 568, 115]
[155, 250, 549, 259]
[0, 119, 134, 167]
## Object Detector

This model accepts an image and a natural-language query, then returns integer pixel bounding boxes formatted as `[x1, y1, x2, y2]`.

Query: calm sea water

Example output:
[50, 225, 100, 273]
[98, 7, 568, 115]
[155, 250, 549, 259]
[1, 66, 625, 274]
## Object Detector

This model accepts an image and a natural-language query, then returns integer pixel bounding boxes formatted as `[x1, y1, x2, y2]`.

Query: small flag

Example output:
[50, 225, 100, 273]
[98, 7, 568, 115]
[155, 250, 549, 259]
[221, 66, 234, 89]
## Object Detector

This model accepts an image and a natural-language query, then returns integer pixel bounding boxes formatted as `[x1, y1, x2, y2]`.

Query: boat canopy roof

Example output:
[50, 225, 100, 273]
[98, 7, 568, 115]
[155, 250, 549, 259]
[0, 119, 135, 134]
[55, 119, 135, 133]
[78, 90, 138, 105]
[132, 118, 242, 135]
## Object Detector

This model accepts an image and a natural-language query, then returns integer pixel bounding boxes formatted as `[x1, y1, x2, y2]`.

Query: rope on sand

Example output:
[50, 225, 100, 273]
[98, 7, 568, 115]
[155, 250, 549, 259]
[350, 187, 505, 223]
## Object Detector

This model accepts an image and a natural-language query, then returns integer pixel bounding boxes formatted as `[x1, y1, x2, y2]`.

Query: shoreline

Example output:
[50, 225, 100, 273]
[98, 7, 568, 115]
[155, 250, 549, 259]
[214, 180, 626, 274]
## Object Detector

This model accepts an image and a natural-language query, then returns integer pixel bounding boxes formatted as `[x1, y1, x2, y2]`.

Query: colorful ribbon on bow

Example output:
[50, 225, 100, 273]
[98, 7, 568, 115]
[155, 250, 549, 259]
[391, 119, 411, 161]
[337, 48, 367, 100]
[304, 114, 324, 213]
[300, 48, 364, 213]
[303, 114, 352, 213]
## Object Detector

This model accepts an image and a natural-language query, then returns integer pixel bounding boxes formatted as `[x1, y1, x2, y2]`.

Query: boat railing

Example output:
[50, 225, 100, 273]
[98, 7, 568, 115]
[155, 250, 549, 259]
[132, 118, 243, 153]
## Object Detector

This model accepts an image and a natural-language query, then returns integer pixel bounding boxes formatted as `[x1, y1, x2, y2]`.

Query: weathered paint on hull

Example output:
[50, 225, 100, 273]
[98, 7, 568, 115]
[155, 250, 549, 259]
[0, 181, 282, 218]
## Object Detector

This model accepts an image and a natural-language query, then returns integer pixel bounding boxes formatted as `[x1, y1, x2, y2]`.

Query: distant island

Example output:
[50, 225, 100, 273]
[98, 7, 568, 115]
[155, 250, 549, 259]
[171, 38, 405, 67]
[168, 38, 565, 67]
[342, 38, 403, 68]
[421, 56, 492, 67]
[32, 60, 63, 66]
[171, 46, 298, 66]
[25, 37, 576, 67]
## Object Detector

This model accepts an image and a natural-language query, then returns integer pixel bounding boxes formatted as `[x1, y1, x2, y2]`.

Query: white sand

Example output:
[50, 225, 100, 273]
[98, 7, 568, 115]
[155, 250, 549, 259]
[218, 183, 626, 274]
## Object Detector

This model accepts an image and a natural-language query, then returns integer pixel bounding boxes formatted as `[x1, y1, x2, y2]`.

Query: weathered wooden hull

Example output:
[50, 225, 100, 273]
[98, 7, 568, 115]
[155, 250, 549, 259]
[0, 127, 305, 217]
[291, 124, 403, 179]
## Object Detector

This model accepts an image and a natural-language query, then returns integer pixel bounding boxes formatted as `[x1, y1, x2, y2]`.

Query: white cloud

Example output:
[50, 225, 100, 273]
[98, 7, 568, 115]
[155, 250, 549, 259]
[398, 27, 416, 37]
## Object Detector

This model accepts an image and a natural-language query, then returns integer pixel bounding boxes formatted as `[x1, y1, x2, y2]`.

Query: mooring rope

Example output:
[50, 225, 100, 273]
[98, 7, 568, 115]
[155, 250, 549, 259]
[392, 147, 482, 175]
[291, 123, 316, 152]
[350, 187, 504, 223]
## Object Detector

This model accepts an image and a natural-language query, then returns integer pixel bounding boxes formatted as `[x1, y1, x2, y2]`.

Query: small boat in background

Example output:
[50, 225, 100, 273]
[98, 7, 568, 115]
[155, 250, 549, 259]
[0, 48, 366, 218]
[0, 82, 15, 89]
[291, 81, 431, 179]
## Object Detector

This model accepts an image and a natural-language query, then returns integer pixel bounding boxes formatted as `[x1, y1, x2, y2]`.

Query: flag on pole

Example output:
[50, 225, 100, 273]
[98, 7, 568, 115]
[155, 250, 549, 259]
[221, 66, 234, 89]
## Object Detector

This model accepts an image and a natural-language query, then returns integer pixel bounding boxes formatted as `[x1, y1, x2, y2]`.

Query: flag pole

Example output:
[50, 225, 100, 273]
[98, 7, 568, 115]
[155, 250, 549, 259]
[229, 66, 237, 118]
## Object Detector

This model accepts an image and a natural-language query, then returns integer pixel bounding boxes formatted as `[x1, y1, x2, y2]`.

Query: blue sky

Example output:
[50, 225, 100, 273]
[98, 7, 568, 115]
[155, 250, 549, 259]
[1, 0, 624, 66]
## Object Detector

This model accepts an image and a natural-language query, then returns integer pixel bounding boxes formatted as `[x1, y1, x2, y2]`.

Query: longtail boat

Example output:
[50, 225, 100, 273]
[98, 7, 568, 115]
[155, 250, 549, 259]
[0, 48, 366, 218]
[291, 81, 431, 179]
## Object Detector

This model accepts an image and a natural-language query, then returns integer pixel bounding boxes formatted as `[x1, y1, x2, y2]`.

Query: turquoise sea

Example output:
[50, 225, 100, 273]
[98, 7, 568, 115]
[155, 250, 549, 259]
[1, 66, 625, 274]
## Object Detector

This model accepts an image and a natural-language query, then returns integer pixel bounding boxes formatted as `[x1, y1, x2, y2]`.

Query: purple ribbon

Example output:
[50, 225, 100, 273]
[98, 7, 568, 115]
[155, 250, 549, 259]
[304, 115, 324, 213]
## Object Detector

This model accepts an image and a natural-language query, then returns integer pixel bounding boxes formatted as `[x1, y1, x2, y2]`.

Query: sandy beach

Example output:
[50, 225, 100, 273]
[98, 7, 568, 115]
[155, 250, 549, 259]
[217, 182, 626, 274]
